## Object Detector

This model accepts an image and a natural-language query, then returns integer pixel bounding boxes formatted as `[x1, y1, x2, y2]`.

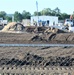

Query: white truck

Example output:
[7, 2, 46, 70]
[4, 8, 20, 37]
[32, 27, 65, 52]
[64, 19, 73, 26]
[0, 18, 8, 25]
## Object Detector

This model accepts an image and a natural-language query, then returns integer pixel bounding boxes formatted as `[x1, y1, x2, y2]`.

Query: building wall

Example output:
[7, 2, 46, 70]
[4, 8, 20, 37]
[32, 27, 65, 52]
[22, 19, 31, 26]
[31, 16, 58, 26]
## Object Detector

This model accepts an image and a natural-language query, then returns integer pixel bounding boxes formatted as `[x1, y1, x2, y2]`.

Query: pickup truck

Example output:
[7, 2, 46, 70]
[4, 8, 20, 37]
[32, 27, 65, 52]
[0, 18, 8, 25]
[64, 19, 73, 26]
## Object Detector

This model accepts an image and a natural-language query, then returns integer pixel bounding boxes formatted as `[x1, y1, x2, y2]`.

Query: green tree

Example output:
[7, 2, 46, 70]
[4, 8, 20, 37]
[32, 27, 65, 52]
[54, 7, 61, 16]
[51, 10, 56, 16]
[41, 8, 52, 15]
[14, 11, 23, 22]
[5, 16, 12, 22]
[0, 11, 6, 19]
[33, 7, 70, 20]
[61, 13, 70, 20]
[34, 11, 41, 16]
[22, 10, 31, 19]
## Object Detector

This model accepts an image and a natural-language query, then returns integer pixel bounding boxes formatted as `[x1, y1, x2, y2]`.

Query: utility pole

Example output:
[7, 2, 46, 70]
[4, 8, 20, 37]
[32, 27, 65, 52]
[36, 1, 39, 26]
[12, 15, 14, 22]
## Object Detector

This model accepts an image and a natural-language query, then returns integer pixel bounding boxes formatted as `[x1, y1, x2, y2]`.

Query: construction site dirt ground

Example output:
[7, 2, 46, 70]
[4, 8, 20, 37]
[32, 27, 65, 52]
[0, 46, 74, 67]
[0, 32, 74, 74]
[0, 32, 74, 44]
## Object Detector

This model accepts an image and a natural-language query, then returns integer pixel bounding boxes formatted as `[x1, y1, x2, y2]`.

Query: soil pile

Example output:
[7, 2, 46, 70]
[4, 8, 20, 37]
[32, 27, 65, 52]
[25, 26, 47, 33]
[30, 33, 74, 43]
[44, 27, 66, 33]
[53, 33, 74, 42]
[0, 31, 73, 44]
[25, 26, 36, 32]
[1, 22, 16, 32]
[1, 22, 25, 32]
[31, 33, 47, 42]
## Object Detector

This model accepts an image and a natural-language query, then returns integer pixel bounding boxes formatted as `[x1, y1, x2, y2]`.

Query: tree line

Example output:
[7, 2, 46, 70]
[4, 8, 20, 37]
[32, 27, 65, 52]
[0, 7, 72, 22]
[0, 10, 31, 22]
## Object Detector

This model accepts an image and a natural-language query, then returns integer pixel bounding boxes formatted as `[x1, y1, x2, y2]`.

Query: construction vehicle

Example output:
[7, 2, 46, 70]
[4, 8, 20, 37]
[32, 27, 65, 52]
[63, 15, 74, 32]
[64, 19, 73, 26]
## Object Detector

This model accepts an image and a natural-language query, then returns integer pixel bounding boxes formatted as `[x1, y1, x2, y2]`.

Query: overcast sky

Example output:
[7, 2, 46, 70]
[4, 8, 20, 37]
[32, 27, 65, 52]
[0, 0, 74, 14]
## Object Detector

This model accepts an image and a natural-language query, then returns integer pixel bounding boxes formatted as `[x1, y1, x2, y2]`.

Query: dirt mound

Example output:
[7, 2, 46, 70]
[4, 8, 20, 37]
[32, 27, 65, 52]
[37, 27, 47, 33]
[0, 30, 74, 43]
[31, 33, 56, 42]
[44, 27, 66, 33]
[1, 22, 17, 32]
[1, 22, 25, 32]
[30, 33, 74, 43]
[31, 35, 44, 41]
[0, 53, 74, 67]
[25, 26, 36, 32]
[67, 34, 74, 41]
[53, 33, 74, 42]
[25, 26, 47, 33]
[48, 33, 56, 40]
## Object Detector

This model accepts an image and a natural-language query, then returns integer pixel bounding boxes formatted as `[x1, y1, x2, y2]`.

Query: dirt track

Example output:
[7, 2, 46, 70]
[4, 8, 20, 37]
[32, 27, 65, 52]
[0, 32, 74, 67]
[0, 32, 74, 44]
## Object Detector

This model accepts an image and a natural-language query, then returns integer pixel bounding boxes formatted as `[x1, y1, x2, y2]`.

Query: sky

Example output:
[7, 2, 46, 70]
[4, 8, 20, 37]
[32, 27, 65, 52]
[0, 0, 74, 15]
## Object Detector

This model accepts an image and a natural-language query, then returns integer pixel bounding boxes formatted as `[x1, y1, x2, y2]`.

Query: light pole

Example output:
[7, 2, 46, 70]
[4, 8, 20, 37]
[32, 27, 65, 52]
[36, 1, 39, 26]
[12, 15, 14, 22]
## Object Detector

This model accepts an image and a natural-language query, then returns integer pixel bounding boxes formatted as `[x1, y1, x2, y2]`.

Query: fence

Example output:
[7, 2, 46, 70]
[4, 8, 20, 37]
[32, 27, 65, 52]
[0, 66, 74, 75]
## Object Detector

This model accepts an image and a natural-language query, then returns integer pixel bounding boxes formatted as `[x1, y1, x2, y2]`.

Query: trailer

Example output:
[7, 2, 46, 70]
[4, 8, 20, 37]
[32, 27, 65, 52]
[31, 16, 58, 26]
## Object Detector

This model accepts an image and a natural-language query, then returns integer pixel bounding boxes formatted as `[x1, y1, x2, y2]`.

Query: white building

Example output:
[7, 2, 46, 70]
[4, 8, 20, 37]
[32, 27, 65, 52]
[22, 19, 31, 26]
[31, 16, 58, 26]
